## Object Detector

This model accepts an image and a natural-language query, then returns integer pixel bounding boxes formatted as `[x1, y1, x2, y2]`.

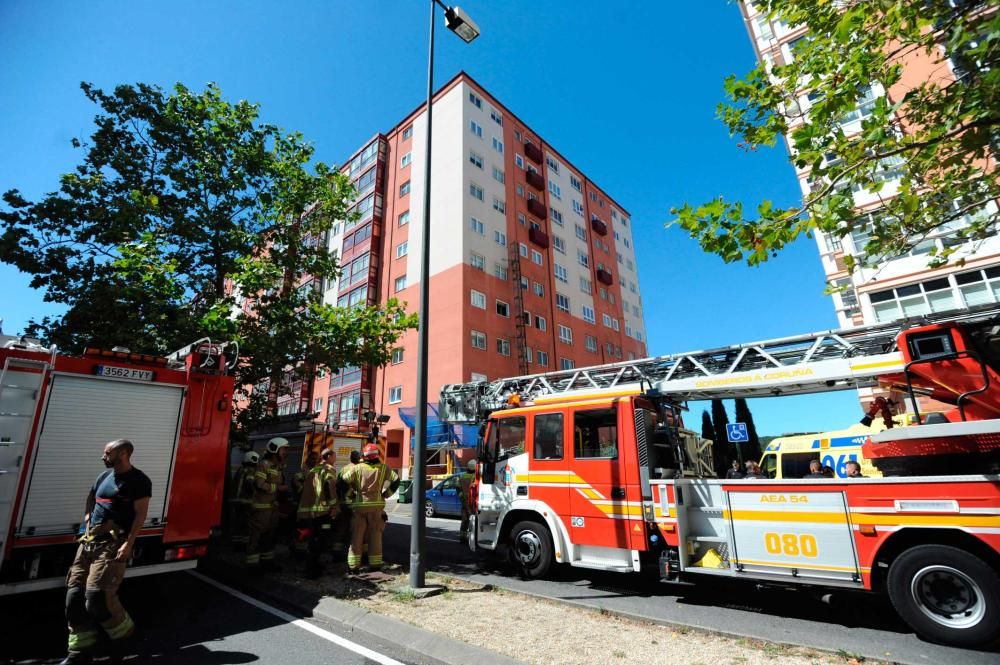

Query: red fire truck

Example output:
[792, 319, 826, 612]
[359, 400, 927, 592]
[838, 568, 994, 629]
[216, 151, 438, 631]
[440, 306, 1000, 647]
[0, 336, 234, 595]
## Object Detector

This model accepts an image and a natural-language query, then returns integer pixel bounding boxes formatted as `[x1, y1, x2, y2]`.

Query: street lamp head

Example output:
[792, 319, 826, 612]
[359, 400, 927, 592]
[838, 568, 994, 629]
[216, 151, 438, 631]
[445, 6, 480, 43]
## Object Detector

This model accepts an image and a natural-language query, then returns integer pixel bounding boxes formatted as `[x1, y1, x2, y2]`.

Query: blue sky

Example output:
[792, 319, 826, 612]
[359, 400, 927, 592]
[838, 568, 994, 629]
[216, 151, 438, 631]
[0, 0, 862, 434]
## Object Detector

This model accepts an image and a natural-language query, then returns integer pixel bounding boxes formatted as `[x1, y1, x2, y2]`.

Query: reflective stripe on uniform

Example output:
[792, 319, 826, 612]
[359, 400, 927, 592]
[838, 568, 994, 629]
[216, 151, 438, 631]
[68, 629, 99, 651]
[103, 612, 135, 641]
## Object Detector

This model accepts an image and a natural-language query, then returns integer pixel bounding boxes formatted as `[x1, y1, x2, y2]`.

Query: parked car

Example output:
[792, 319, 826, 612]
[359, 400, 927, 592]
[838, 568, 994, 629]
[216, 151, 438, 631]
[424, 473, 465, 517]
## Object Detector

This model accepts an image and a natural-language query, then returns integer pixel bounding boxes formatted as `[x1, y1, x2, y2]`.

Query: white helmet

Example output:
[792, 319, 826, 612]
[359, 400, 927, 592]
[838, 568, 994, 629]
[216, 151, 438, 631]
[266, 437, 290, 454]
[243, 451, 260, 465]
[467, 459, 477, 472]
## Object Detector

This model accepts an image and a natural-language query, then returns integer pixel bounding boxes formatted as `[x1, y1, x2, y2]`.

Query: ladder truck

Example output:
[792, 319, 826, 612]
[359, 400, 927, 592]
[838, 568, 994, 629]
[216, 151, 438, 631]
[439, 305, 1000, 647]
[0, 336, 234, 595]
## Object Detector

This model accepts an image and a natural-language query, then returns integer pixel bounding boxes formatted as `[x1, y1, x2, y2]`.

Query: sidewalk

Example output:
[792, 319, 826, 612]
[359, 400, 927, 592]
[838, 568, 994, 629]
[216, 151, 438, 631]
[203, 544, 878, 665]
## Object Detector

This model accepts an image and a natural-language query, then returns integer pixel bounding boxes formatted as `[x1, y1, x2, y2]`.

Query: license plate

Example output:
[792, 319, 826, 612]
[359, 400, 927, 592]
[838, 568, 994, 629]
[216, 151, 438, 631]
[95, 365, 154, 382]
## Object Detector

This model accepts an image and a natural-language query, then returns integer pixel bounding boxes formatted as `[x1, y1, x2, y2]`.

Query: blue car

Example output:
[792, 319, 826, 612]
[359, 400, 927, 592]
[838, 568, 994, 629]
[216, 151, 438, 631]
[424, 473, 465, 517]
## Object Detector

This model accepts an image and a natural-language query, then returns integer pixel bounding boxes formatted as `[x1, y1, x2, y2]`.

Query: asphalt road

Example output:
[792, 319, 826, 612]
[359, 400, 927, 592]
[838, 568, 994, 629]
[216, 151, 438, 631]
[0, 568, 423, 665]
[384, 501, 1000, 665]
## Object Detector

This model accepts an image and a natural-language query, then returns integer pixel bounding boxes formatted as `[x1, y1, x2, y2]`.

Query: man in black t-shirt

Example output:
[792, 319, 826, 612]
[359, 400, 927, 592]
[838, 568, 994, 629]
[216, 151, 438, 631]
[62, 439, 151, 664]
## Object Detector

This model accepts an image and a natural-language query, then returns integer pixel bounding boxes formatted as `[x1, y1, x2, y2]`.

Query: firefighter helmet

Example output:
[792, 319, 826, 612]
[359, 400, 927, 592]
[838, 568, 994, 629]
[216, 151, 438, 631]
[243, 451, 260, 465]
[467, 459, 476, 472]
[362, 443, 380, 461]
[266, 437, 290, 454]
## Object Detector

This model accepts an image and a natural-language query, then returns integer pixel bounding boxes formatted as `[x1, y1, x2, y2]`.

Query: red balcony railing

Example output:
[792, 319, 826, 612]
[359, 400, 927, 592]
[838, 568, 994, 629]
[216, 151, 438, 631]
[590, 216, 608, 236]
[525, 169, 544, 191]
[529, 227, 549, 248]
[527, 198, 547, 219]
[524, 141, 543, 164]
[596, 268, 613, 286]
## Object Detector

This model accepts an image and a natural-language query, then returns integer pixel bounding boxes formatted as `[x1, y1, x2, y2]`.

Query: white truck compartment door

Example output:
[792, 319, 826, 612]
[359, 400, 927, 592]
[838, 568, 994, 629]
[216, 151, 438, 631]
[17, 374, 184, 538]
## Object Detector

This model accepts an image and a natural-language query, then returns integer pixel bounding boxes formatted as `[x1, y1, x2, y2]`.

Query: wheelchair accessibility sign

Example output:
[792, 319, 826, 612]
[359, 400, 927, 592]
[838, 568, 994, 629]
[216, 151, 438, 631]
[727, 422, 749, 443]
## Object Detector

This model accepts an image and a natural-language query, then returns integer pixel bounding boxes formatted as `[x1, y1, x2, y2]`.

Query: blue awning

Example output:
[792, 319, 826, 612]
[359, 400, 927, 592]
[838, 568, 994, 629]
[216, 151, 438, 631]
[398, 403, 478, 448]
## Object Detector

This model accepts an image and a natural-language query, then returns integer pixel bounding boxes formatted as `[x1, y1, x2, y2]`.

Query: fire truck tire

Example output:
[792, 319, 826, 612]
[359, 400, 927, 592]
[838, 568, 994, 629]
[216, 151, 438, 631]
[508, 520, 553, 579]
[887, 544, 1000, 647]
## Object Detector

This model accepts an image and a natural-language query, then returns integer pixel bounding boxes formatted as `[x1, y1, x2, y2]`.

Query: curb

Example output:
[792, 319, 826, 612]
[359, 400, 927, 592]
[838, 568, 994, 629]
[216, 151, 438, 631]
[198, 558, 523, 665]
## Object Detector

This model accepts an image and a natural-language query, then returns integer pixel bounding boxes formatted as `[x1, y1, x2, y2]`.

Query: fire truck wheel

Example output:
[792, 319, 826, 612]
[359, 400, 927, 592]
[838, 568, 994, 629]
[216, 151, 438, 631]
[887, 544, 1000, 647]
[509, 520, 553, 579]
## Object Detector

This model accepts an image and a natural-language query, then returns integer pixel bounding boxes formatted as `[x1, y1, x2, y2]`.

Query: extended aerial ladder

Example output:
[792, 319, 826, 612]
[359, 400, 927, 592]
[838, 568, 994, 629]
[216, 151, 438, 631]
[440, 303, 1000, 425]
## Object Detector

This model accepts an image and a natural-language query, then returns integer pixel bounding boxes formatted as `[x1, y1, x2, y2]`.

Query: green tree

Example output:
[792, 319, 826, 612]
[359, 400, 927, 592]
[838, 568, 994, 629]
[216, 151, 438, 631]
[671, 1, 999, 274]
[0, 82, 417, 436]
[710, 399, 733, 476]
[734, 398, 762, 463]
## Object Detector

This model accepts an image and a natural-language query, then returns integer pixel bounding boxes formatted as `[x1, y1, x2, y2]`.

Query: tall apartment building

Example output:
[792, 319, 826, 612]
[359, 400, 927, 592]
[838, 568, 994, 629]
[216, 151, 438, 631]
[739, 3, 1000, 330]
[277, 72, 647, 471]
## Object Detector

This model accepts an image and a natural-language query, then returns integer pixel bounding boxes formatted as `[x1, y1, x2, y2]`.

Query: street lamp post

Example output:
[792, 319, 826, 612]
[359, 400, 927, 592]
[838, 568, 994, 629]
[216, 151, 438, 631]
[410, 2, 479, 591]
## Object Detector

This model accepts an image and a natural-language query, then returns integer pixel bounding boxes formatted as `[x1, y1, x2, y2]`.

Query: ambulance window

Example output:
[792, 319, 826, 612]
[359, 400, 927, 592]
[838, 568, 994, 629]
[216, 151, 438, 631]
[533, 413, 563, 460]
[494, 416, 526, 461]
[574, 408, 618, 459]
[761, 454, 777, 479]
[782, 453, 816, 479]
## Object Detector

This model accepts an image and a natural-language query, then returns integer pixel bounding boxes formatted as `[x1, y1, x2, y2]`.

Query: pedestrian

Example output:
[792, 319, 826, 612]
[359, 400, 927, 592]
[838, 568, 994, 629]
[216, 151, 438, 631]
[245, 437, 289, 572]
[345, 444, 399, 572]
[822, 464, 836, 478]
[845, 460, 864, 478]
[62, 438, 151, 664]
[804, 459, 826, 479]
[743, 460, 765, 479]
[725, 460, 744, 479]
[229, 451, 259, 550]
[458, 459, 476, 542]
[298, 447, 339, 579]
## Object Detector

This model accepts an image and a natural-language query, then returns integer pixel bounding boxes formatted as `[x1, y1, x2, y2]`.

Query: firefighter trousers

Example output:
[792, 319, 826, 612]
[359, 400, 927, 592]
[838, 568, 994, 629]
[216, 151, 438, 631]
[302, 515, 333, 576]
[245, 506, 278, 566]
[230, 501, 251, 545]
[348, 507, 385, 570]
[65, 539, 134, 655]
[460, 504, 471, 538]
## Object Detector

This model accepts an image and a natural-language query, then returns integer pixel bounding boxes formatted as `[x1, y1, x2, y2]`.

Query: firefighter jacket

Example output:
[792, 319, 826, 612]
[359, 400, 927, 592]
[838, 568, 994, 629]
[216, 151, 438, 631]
[252, 457, 284, 510]
[458, 471, 475, 508]
[231, 465, 256, 504]
[297, 463, 338, 520]
[345, 461, 400, 509]
[337, 463, 357, 506]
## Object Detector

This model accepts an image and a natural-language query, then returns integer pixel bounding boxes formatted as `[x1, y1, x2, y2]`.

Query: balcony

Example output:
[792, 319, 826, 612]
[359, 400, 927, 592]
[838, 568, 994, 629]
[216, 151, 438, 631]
[525, 169, 544, 191]
[590, 216, 608, 236]
[529, 227, 549, 249]
[527, 198, 547, 219]
[524, 141, 543, 164]
[596, 268, 613, 286]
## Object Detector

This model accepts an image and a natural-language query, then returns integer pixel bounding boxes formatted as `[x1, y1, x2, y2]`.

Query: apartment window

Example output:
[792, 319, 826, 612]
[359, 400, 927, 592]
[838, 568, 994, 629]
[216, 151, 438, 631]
[537, 351, 549, 367]
[392, 348, 404, 364]
[558, 325, 573, 344]
[402, 125, 413, 140]
[516, 184, 524, 197]
[470, 252, 485, 271]
[599, 288, 607, 301]
[494, 230, 507, 246]
[575, 224, 587, 241]
[493, 166, 505, 184]
[560, 358, 575, 370]
[400, 152, 412, 168]
[955, 267, 1000, 308]
[570, 175, 582, 192]
[519, 242, 528, 258]
[520, 276, 529, 291]
[493, 198, 506, 214]
[496, 300, 510, 317]
[494, 263, 508, 280]
[524, 347, 533, 364]
[754, 15, 774, 41]
[554, 263, 568, 283]
[388, 386, 403, 404]
[609, 291, 617, 304]
[469, 92, 482, 108]
[577, 250, 589, 268]
[623, 237, 631, 249]
[492, 137, 504, 154]
[396, 241, 408, 258]
[535, 315, 547, 331]
[606, 342, 614, 356]
[471, 330, 487, 350]
[470, 183, 484, 201]
[490, 109, 502, 125]
[548, 181, 561, 200]
[399, 181, 411, 197]
[550, 208, 564, 226]
[573, 200, 584, 216]
[469, 217, 484, 235]
[553, 235, 566, 254]
[556, 293, 570, 313]
[546, 156, 560, 174]
[531, 249, 543, 266]
[470, 120, 483, 138]
[398, 210, 410, 227]
[823, 231, 843, 253]
[394, 275, 407, 292]
[626, 258, 634, 271]
[585, 335, 598, 352]
[580, 277, 592, 295]
[469, 151, 483, 168]
[582, 305, 596, 324]
[515, 154, 524, 169]
[869, 277, 956, 322]
[533, 282, 544, 297]
[612, 318, 620, 331]
[602, 313, 613, 328]
[496, 338, 511, 356]
[517, 213, 526, 226]
[625, 324, 633, 338]
[471, 289, 486, 309]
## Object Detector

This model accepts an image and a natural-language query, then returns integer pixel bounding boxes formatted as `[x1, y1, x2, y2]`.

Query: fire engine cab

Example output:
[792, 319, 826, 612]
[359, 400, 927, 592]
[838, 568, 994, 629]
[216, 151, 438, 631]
[440, 306, 1000, 647]
[0, 335, 234, 595]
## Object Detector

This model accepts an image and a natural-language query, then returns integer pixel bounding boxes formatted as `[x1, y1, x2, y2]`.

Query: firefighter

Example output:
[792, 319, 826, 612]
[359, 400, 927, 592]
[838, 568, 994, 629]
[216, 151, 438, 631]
[291, 451, 320, 557]
[345, 444, 399, 572]
[298, 447, 339, 579]
[229, 451, 259, 549]
[245, 437, 289, 572]
[63, 439, 151, 664]
[332, 449, 362, 561]
[458, 459, 476, 542]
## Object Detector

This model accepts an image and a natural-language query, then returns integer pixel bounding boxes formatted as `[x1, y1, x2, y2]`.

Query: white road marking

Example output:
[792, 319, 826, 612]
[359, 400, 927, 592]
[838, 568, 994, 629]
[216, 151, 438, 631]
[188, 570, 405, 665]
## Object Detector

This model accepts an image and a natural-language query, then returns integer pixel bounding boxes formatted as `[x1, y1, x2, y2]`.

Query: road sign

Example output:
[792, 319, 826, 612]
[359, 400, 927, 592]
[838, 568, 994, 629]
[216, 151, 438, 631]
[727, 422, 749, 443]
